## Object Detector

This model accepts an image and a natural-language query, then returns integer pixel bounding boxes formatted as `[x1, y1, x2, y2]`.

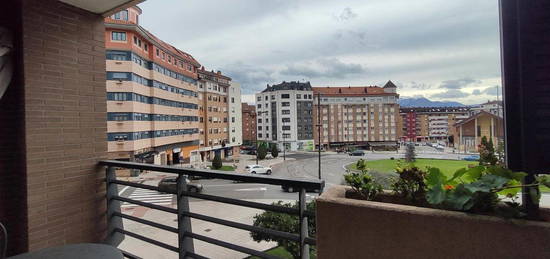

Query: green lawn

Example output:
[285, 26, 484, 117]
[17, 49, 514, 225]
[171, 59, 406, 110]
[347, 158, 550, 192]
[246, 246, 316, 259]
[347, 158, 476, 176]
[216, 165, 235, 171]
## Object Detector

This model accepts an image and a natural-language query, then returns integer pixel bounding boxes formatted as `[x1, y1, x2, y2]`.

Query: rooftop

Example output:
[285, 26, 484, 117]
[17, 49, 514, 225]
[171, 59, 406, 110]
[261, 81, 312, 92]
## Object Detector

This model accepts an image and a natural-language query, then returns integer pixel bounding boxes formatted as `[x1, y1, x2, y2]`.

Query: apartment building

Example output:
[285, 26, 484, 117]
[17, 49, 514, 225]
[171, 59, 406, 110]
[197, 68, 237, 160]
[105, 7, 201, 168]
[242, 103, 257, 144]
[312, 81, 399, 150]
[470, 100, 503, 117]
[255, 81, 314, 151]
[228, 82, 243, 151]
[453, 111, 504, 152]
[398, 107, 470, 143]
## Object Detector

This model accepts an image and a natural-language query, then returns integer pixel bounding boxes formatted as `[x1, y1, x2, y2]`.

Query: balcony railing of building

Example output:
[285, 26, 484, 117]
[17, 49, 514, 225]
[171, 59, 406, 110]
[100, 160, 324, 259]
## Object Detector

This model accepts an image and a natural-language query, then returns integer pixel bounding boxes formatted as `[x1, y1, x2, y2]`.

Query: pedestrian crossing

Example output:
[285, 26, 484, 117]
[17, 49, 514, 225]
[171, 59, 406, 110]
[122, 188, 174, 208]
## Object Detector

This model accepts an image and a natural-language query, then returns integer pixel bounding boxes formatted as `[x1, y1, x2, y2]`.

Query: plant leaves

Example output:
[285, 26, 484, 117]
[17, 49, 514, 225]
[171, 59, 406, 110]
[537, 175, 550, 188]
[464, 174, 508, 193]
[426, 167, 446, 187]
[449, 168, 467, 182]
[498, 179, 521, 197]
[444, 184, 473, 210]
[463, 166, 485, 182]
[426, 185, 445, 205]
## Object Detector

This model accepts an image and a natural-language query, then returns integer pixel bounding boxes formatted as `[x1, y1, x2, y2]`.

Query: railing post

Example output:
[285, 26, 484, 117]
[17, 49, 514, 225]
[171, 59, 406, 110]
[105, 166, 124, 246]
[299, 188, 310, 259]
[177, 175, 194, 258]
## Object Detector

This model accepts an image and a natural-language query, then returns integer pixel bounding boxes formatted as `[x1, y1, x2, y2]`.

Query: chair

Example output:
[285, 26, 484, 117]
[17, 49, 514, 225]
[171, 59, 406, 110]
[1, 222, 7, 259]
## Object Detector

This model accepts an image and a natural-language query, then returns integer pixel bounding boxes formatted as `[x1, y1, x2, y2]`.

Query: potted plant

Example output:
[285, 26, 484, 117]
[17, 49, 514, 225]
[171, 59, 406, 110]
[316, 163, 550, 259]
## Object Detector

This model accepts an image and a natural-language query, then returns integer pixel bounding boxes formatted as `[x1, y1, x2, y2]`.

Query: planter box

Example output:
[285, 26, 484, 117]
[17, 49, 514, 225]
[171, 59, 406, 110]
[316, 185, 550, 259]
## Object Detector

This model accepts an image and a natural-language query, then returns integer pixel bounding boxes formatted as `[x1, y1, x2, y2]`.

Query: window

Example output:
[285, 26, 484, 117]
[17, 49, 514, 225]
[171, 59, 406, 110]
[282, 102, 290, 107]
[112, 10, 128, 20]
[265, 96, 268, 101]
[477, 125, 481, 136]
[266, 126, 269, 131]
[257, 96, 261, 101]
[281, 94, 290, 99]
[258, 119, 262, 123]
[282, 118, 291, 123]
[258, 104, 262, 109]
[231, 97, 235, 103]
[271, 95, 275, 100]
[111, 31, 126, 41]
[283, 125, 291, 130]
[144, 44, 148, 51]
[282, 110, 290, 114]
[232, 117, 235, 123]
[156, 49, 160, 56]
[296, 94, 301, 99]
[133, 36, 138, 44]
[258, 126, 262, 130]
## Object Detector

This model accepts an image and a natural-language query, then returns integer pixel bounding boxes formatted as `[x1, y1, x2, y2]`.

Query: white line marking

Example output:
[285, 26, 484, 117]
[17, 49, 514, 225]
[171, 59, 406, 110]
[235, 187, 267, 192]
[118, 186, 130, 196]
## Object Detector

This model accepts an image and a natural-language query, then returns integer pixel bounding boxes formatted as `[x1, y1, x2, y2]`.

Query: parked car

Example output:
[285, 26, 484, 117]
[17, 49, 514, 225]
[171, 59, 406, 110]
[463, 155, 480, 161]
[245, 164, 272, 175]
[349, 150, 365, 156]
[157, 177, 203, 194]
[281, 184, 321, 193]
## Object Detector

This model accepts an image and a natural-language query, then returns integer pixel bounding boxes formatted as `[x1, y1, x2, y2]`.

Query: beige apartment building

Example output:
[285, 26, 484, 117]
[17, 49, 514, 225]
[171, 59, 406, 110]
[105, 7, 201, 169]
[312, 81, 400, 150]
[197, 68, 238, 161]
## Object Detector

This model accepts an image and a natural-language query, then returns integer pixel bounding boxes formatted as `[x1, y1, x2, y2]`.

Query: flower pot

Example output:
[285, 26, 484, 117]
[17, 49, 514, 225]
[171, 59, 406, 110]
[316, 185, 550, 259]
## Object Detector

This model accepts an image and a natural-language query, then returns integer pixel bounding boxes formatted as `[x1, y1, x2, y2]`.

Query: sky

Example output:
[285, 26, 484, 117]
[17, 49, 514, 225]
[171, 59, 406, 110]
[138, 0, 503, 105]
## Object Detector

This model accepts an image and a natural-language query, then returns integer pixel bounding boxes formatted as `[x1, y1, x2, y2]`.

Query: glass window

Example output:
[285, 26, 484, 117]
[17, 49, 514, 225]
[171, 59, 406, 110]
[282, 102, 290, 107]
[281, 94, 290, 99]
[111, 31, 126, 41]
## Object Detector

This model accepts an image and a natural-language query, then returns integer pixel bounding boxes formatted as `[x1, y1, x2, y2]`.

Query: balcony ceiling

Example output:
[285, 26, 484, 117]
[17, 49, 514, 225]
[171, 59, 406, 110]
[58, 0, 145, 16]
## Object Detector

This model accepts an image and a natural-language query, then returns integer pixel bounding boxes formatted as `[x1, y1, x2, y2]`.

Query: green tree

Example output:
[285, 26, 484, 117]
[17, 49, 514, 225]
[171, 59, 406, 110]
[405, 143, 416, 162]
[271, 144, 279, 158]
[356, 159, 367, 172]
[257, 143, 268, 160]
[251, 201, 316, 258]
[211, 152, 222, 169]
[479, 136, 497, 166]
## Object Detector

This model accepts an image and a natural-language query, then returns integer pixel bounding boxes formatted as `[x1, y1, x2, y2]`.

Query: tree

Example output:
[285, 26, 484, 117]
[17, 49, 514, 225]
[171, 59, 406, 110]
[212, 152, 222, 169]
[356, 159, 367, 172]
[271, 144, 279, 158]
[405, 143, 416, 162]
[257, 143, 268, 160]
[479, 136, 497, 166]
[251, 201, 316, 258]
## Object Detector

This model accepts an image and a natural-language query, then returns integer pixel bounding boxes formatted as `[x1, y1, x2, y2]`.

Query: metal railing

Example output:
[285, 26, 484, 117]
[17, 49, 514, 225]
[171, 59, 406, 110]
[100, 160, 324, 259]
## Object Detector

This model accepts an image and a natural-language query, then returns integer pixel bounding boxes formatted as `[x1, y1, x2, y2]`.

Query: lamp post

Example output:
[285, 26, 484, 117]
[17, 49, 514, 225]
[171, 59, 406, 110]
[282, 119, 286, 161]
[316, 92, 322, 180]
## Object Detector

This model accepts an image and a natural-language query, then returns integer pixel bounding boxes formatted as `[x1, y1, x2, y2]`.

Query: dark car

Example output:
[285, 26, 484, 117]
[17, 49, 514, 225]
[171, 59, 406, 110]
[281, 185, 321, 193]
[158, 177, 203, 194]
[349, 150, 365, 156]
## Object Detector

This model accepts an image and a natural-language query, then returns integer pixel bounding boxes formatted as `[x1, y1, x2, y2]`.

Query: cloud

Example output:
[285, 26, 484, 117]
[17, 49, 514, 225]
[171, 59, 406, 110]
[472, 89, 482, 95]
[439, 78, 481, 89]
[334, 7, 357, 21]
[280, 58, 366, 79]
[221, 62, 277, 94]
[481, 85, 501, 96]
[430, 89, 470, 99]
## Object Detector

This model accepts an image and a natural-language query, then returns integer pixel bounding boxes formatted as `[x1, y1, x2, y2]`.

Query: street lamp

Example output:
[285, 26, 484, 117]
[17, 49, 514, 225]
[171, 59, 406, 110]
[282, 119, 286, 161]
[316, 92, 322, 180]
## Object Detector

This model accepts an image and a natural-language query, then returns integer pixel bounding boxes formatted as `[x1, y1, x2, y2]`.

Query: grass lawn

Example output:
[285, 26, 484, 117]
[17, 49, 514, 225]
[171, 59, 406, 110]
[347, 158, 476, 176]
[347, 158, 550, 192]
[216, 165, 235, 171]
[246, 246, 316, 259]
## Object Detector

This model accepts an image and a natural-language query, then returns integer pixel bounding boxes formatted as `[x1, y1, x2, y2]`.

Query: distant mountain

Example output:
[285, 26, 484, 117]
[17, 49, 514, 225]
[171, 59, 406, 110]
[399, 97, 465, 108]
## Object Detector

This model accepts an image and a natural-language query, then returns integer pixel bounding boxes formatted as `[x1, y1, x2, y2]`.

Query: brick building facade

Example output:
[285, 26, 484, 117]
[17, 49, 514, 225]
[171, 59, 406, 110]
[241, 103, 256, 144]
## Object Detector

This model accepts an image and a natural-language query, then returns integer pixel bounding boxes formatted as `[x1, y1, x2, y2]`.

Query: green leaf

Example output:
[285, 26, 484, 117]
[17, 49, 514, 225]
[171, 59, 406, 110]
[464, 174, 508, 193]
[426, 185, 445, 205]
[464, 166, 484, 182]
[449, 168, 467, 182]
[444, 184, 473, 211]
[426, 167, 446, 187]
[498, 179, 521, 197]
[511, 172, 527, 182]
[537, 175, 550, 188]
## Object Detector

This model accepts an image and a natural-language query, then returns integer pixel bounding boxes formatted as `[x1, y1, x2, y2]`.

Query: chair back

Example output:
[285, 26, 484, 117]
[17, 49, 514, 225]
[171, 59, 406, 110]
[0, 222, 6, 259]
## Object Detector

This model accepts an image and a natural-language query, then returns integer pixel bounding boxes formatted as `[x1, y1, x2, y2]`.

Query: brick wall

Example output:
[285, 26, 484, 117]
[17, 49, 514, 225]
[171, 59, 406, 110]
[21, 0, 108, 251]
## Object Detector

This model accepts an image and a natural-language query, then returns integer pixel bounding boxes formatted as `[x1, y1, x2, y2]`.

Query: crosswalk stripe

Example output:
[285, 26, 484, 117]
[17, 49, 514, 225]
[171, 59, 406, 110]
[121, 188, 175, 208]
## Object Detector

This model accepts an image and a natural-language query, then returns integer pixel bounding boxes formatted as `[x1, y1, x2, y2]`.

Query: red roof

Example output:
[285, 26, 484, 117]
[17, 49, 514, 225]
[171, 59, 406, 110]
[312, 86, 397, 96]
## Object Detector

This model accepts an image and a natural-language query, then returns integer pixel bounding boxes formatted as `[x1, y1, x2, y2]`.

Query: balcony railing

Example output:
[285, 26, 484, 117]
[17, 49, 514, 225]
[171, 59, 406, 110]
[100, 160, 324, 259]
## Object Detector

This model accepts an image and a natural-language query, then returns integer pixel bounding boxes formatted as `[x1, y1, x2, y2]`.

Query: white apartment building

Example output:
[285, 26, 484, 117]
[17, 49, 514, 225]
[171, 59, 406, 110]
[228, 81, 242, 150]
[255, 81, 314, 151]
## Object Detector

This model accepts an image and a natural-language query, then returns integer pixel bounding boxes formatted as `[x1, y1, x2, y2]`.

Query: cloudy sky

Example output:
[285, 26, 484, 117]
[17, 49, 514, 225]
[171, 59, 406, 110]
[138, 0, 502, 105]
